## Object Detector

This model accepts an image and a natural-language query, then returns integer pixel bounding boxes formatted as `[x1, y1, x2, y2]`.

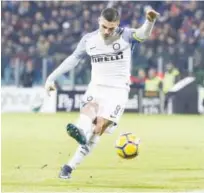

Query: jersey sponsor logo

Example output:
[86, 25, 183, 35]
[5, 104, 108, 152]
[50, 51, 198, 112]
[91, 51, 123, 63]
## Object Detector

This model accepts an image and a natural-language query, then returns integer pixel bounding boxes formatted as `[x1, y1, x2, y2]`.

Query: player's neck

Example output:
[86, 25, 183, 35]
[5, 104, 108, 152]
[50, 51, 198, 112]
[98, 32, 120, 45]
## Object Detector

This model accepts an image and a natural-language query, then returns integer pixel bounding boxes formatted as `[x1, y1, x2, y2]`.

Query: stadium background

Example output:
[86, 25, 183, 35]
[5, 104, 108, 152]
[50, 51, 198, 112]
[1, 1, 204, 86]
[1, 1, 204, 192]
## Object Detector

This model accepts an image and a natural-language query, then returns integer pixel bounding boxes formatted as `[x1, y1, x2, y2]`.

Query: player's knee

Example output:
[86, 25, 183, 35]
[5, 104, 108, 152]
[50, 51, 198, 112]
[82, 102, 98, 112]
[81, 102, 99, 120]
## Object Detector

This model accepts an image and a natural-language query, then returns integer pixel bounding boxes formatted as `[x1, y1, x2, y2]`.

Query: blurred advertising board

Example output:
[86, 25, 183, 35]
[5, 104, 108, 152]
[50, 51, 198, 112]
[1, 87, 56, 113]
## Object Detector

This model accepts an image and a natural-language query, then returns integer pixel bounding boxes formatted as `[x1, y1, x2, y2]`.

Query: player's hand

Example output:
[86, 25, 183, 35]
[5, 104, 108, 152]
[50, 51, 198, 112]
[146, 9, 160, 22]
[45, 80, 56, 96]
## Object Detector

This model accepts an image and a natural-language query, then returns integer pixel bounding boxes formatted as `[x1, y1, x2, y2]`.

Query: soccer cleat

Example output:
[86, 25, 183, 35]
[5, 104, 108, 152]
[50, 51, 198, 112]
[59, 165, 72, 179]
[66, 123, 87, 145]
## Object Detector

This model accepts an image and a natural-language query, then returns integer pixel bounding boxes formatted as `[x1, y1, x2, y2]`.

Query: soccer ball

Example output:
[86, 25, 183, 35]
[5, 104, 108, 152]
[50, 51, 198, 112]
[115, 132, 140, 159]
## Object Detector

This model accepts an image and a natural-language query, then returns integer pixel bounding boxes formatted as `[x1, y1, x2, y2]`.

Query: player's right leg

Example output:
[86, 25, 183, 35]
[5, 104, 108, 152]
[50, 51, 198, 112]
[59, 85, 99, 179]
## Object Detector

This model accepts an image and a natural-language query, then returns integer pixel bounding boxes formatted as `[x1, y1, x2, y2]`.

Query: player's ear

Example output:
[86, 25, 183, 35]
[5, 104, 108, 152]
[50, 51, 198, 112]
[113, 20, 120, 29]
[116, 20, 120, 27]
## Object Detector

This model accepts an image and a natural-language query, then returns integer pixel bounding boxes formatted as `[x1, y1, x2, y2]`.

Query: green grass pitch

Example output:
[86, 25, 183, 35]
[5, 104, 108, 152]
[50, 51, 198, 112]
[1, 113, 204, 192]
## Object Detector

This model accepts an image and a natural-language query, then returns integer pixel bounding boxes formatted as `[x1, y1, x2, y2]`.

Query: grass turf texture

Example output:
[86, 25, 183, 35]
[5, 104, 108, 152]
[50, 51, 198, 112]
[1, 113, 204, 192]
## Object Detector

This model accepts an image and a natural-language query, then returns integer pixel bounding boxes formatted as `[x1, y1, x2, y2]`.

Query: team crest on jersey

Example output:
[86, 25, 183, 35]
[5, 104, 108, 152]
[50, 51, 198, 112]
[113, 43, 120, 50]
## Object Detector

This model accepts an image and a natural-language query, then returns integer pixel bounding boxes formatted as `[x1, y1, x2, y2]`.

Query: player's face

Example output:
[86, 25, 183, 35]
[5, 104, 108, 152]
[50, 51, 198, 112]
[98, 16, 119, 39]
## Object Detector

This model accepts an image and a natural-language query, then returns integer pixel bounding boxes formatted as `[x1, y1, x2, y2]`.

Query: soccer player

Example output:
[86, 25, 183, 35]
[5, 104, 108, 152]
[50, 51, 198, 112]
[45, 7, 159, 179]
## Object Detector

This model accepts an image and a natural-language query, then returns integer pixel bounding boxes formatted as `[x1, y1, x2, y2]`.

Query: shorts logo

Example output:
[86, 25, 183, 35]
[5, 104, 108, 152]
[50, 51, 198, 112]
[113, 43, 120, 50]
[110, 115, 116, 118]
[87, 96, 93, 101]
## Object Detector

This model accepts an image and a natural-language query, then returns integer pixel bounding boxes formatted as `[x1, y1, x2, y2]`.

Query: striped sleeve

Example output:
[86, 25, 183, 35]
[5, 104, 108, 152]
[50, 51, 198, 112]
[46, 35, 87, 82]
[123, 19, 156, 43]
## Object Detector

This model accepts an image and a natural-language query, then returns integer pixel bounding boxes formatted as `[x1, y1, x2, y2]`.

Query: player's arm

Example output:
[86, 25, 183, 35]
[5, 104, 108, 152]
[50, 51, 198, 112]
[45, 35, 87, 95]
[131, 8, 160, 42]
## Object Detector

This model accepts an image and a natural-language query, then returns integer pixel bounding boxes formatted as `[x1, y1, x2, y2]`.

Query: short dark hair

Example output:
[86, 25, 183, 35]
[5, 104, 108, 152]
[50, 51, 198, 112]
[101, 8, 120, 22]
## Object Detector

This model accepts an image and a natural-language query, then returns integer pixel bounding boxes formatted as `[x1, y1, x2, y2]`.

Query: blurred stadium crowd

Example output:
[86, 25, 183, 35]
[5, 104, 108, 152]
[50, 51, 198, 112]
[1, 1, 204, 88]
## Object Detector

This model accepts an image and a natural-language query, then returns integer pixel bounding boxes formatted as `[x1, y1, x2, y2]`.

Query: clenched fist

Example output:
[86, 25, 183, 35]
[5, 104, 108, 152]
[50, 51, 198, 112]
[45, 80, 56, 96]
[146, 9, 160, 22]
